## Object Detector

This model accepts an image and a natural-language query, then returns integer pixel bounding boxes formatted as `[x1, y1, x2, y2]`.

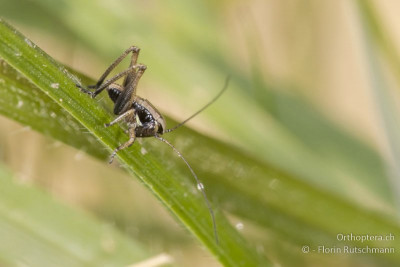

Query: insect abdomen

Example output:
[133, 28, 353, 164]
[108, 87, 121, 103]
[132, 102, 154, 124]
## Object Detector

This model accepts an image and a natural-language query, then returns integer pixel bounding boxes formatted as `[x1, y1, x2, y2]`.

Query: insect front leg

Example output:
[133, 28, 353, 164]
[104, 109, 135, 128]
[109, 117, 137, 164]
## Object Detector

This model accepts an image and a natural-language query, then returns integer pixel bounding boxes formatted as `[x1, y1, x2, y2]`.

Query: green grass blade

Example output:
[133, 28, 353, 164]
[0, 164, 152, 267]
[2, 56, 400, 265]
[0, 59, 108, 160]
[1, 19, 400, 265]
[0, 19, 268, 266]
[1, 0, 392, 210]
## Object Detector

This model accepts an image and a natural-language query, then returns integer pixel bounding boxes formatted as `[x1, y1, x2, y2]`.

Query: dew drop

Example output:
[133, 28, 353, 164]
[269, 179, 279, 190]
[24, 38, 35, 48]
[197, 183, 204, 191]
[74, 151, 84, 161]
[235, 222, 244, 230]
[51, 83, 59, 89]
[16, 100, 23, 108]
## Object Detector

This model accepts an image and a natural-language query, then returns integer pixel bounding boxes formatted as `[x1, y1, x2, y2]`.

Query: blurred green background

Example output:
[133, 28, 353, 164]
[0, 0, 400, 266]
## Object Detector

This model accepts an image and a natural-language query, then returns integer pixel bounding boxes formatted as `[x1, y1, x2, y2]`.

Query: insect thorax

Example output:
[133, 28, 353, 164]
[132, 98, 165, 136]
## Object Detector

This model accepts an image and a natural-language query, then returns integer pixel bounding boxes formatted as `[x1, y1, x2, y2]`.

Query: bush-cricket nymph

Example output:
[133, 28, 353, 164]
[76, 46, 229, 244]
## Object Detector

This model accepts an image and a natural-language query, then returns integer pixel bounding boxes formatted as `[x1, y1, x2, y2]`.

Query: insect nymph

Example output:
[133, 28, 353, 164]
[76, 46, 228, 243]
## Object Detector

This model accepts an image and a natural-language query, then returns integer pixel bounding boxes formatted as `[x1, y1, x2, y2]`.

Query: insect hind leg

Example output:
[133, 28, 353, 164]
[91, 46, 140, 89]
[76, 45, 140, 97]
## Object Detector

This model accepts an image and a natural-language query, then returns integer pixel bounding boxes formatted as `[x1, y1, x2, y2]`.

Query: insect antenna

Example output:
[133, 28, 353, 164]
[165, 76, 230, 133]
[154, 135, 219, 244]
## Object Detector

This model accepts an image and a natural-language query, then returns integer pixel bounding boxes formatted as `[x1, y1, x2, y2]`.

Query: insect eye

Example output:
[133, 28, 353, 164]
[157, 123, 164, 133]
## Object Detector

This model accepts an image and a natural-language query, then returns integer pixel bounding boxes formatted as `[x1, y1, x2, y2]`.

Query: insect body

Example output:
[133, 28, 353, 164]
[76, 46, 228, 244]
